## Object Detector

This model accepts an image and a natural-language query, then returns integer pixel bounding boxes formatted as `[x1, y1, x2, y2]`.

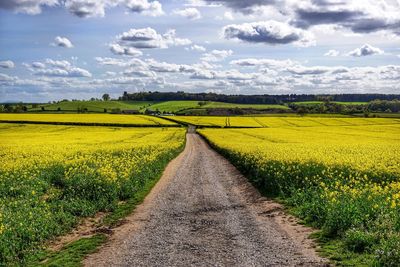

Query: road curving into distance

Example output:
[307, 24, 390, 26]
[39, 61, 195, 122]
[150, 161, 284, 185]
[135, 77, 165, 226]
[84, 133, 329, 267]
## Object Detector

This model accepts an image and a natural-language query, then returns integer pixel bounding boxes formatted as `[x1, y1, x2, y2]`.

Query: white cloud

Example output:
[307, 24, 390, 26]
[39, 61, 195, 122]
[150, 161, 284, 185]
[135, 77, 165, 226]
[186, 45, 206, 52]
[114, 27, 191, 50]
[110, 43, 143, 56]
[286, 66, 349, 75]
[45, 59, 72, 69]
[0, 60, 15, 69]
[173, 7, 201, 20]
[347, 44, 384, 57]
[184, 0, 221, 7]
[123, 68, 155, 77]
[95, 57, 131, 67]
[215, 11, 234, 20]
[64, 0, 108, 18]
[230, 58, 298, 69]
[124, 0, 163, 17]
[223, 11, 233, 20]
[31, 62, 46, 69]
[223, 20, 316, 47]
[163, 29, 192, 46]
[35, 68, 91, 77]
[118, 27, 165, 48]
[324, 49, 340, 57]
[201, 49, 233, 62]
[52, 36, 74, 48]
[0, 73, 16, 83]
[146, 59, 181, 73]
[25, 59, 92, 78]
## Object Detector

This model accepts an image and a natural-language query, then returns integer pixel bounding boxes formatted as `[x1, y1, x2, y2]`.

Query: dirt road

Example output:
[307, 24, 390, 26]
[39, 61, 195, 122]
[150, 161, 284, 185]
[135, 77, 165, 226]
[85, 133, 328, 266]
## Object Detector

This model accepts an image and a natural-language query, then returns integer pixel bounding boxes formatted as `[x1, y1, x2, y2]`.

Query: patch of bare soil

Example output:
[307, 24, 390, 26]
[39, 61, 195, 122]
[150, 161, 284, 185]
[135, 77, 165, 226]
[47, 212, 110, 252]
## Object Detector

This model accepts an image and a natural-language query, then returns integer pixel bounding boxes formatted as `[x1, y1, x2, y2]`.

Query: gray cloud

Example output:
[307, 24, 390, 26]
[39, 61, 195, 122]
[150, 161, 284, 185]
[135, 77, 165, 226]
[223, 21, 315, 46]
[0, 0, 163, 18]
[0, 0, 57, 15]
[64, 0, 163, 18]
[291, 0, 400, 35]
[203, 0, 277, 13]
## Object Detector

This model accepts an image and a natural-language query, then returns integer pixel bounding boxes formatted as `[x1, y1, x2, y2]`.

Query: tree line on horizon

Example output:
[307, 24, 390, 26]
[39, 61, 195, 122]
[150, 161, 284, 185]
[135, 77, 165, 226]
[119, 91, 400, 104]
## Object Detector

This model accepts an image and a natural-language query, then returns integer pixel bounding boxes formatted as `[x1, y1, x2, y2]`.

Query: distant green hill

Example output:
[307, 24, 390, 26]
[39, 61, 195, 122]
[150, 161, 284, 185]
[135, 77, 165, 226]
[293, 101, 368, 105]
[146, 101, 289, 113]
[30, 101, 154, 113]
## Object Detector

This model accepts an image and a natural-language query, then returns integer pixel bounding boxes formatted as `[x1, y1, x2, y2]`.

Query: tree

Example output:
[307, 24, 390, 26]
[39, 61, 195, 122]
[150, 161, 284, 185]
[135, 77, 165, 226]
[4, 104, 13, 113]
[198, 101, 207, 107]
[102, 93, 110, 101]
[296, 107, 308, 116]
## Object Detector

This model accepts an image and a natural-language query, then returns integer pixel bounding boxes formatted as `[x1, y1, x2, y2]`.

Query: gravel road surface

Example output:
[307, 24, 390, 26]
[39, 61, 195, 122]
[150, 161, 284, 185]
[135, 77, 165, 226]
[84, 133, 328, 267]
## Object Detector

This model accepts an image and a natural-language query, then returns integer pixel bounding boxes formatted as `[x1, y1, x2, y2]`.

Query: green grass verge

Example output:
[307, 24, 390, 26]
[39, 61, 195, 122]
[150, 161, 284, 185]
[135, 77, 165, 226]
[27, 235, 107, 267]
[311, 232, 375, 266]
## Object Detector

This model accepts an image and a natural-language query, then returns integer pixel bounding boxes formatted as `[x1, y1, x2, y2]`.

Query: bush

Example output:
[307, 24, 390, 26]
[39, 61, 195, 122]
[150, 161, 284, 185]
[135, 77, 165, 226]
[344, 228, 376, 253]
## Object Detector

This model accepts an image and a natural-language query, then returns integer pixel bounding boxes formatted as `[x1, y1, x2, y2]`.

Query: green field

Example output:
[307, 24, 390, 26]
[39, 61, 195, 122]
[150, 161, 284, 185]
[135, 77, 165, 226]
[146, 101, 289, 113]
[144, 101, 201, 113]
[30, 101, 154, 113]
[293, 101, 368, 105]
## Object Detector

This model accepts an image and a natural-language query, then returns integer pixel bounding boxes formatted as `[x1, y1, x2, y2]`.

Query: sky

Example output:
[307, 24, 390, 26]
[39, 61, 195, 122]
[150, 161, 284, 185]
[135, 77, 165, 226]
[0, 0, 399, 102]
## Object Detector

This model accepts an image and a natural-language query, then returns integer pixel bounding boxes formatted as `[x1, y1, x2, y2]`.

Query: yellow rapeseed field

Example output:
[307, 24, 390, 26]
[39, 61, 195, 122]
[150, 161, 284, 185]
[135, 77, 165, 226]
[0, 123, 185, 263]
[0, 113, 177, 126]
[199, 122, 400, 264]
[172, 115, 400, 128]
